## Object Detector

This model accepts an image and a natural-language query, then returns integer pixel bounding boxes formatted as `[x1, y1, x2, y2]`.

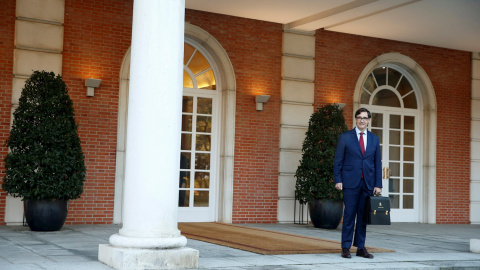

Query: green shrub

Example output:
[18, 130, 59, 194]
[295, 104, 348, 204]
[2, 70, 86, 200]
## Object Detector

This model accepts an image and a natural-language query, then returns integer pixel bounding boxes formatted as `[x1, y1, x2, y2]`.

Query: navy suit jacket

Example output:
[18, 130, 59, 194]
[334, 128, 382, 190]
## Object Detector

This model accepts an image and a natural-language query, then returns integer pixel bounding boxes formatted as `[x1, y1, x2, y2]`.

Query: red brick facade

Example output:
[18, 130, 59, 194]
[58, 0, 134, 224]
[0, 2, 472, 224]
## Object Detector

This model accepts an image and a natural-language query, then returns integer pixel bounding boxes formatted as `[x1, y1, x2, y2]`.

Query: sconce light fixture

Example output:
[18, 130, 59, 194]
[85, 78, 101, 97]
[255, 95, 270, 111]
[332, 103, 346, 109]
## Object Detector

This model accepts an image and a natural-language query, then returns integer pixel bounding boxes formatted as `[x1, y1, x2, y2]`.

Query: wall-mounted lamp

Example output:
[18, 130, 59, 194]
[85, 78, 101, 97]
[255, 95, 270, 111]
[332, 103, 346, 109]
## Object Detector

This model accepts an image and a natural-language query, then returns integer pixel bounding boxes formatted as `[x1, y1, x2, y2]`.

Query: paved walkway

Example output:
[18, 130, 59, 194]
[0, 223, 479, 269]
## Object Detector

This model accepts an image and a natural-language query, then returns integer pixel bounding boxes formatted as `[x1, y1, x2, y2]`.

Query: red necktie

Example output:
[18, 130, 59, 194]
[360, 132, 365, 178]
[360, 132, 365, 155]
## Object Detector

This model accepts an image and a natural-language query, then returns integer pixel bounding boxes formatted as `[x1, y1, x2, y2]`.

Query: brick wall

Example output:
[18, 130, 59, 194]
[60, 0, 134, 224]
[185, 10, 282, 223]
[0, 0, 15, 225]
[315, 29, 471, 224]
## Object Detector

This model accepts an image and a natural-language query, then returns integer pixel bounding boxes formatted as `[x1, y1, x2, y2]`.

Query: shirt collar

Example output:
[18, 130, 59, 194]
[355, 127, 367, 135]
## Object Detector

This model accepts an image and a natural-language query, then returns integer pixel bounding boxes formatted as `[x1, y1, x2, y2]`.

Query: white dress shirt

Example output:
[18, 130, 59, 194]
[355, 127, 367, 151]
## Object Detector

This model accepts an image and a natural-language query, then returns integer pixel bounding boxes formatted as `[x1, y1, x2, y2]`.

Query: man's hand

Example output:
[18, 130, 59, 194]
[335, 183, 343, 190]
[374, 187, 382, 195]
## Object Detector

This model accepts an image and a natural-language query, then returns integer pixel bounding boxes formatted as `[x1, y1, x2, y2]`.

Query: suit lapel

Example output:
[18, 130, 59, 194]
[350, 128, 363, 155]
[365, 130, 373, 155]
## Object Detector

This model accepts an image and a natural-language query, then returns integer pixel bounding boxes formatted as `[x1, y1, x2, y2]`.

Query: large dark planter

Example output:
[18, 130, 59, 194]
[309, 199, 343, 229]
[24, 199, 68, 231]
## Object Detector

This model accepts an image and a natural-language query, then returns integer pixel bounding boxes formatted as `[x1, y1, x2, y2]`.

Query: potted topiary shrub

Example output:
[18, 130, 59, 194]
[2, 70, 86, 231]
[295, 104, 348, 229]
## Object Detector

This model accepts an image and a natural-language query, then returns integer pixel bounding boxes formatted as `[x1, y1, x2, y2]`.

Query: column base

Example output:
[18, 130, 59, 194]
[98, 244, 199, 269]
[471, 239, 480, 253]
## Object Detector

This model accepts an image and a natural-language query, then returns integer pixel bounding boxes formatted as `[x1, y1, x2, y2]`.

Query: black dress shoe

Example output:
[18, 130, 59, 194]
[356, 247, 374, 259]
[341, 248, 351, 258]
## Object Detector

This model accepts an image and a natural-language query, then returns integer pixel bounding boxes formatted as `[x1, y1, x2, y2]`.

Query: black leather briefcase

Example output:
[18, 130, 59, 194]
[364, 195, 391, 225]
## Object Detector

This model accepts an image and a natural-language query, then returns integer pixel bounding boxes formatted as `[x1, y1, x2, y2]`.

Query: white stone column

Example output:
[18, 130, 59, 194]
[99, 0, 198, 269]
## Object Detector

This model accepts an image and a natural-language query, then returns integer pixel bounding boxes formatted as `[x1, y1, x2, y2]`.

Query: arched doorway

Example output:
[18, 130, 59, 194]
[354, 53, 437, 223]
[115, 23, 236, 223]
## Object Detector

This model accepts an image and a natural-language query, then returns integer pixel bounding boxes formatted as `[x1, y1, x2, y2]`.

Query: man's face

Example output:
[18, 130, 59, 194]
[355, 112, 370, 131]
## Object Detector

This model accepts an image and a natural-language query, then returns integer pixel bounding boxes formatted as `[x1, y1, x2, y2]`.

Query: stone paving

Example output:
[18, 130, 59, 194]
[0, 223, 479, 269]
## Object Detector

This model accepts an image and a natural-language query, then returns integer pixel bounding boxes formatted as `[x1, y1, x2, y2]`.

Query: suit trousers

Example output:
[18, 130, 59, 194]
[341, 179, 372, 249]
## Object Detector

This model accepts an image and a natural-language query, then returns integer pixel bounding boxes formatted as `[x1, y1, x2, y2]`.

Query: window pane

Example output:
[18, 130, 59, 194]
[195, 153, 210, 170]
[390, 130, 400, 145]
[373, 67, 386, 86]
[196, 69, 216, 90]
[389, 146, 400, 160]
[403, 195, 414, 209]
[396, 76, 413, 97]
[389, 178, 399, 193]
[179, 190, 190, 207]
[196, 116, 211, 133]
[182, 115, 192, 131]
[403, 163, 414, 177]
[197, 98, 212, 114]
[371, 129, 383, 144]
[404, 116, 415, 130]
[372, 89, 401, 107]
[389, 195, 399, 209]
[188, 50, 210, 75]
[361, 89, 371, 104]
[364, 73, 376, 92]
[194, 172, 210, 188]
[181, 134, 192, 150]
[404, 131, 415, 146]
[194, 191, 209, 207]
[371, 113, 383, 128]
[387, 68, 402, 88]
[403, 92, 417, 109]
[184, 43, 195, 65]
[179, 171, 189, 188]
[196, 134, 211, 151]
[180, 152, 191, 169]
[390, 115, 401, 129]
[404, 147, 414, 161]
[182, 96, 193, 113]
[404, 179, 414, 193]
[183, 70, 194, 88]
[389, 163, 400, 177]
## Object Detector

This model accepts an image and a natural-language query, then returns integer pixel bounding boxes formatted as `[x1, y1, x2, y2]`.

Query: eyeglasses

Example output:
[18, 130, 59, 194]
[355, 117, 370, 121]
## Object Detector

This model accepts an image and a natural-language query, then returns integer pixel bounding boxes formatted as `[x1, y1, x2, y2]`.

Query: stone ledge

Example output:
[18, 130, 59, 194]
[471, 239, 480, 253]
[98, 244, 199, 269]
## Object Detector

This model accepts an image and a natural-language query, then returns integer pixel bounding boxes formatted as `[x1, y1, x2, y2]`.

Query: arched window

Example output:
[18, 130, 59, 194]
[183, 43, 216, 90]
[361, 66, 417, 108]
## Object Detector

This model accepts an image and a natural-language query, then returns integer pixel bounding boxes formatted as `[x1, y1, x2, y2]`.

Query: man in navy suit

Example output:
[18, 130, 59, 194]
[334, 107, 382, 259]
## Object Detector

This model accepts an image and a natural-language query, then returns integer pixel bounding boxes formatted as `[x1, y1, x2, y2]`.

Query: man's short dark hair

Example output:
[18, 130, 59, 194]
[355, 107, 371, 118]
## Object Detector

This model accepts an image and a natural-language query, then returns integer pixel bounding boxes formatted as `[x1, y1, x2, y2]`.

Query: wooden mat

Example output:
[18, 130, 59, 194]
[178, 222, 394, 255]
